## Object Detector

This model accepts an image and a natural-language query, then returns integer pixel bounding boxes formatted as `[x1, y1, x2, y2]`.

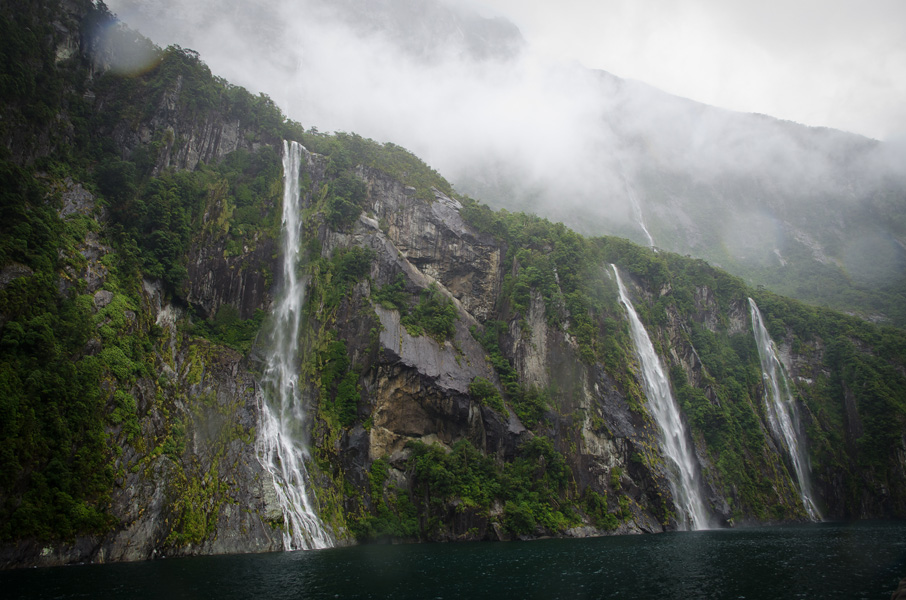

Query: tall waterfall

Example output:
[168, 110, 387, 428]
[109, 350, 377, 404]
[256, 140, 333, 550]
[612, 265, 710, 530]
[747, 299, 822, 521]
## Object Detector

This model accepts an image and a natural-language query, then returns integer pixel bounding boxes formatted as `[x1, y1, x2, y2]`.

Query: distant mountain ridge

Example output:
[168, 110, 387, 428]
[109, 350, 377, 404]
[106, 0, 906, 326]
[459, 68, 906, 325]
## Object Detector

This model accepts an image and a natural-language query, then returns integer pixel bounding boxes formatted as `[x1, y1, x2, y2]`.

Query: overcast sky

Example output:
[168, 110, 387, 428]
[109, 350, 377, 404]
[106, 0, 906, 141]
[476, 0, 906, 140]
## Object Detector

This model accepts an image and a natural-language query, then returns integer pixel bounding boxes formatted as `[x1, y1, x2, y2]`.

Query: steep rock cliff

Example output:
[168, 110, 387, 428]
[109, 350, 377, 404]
[1, 175, 284, 568]
[2, 0, 905, 568]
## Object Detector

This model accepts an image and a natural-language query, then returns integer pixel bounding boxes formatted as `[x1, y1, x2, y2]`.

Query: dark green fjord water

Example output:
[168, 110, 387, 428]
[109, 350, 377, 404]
[4, 521, 905, 599]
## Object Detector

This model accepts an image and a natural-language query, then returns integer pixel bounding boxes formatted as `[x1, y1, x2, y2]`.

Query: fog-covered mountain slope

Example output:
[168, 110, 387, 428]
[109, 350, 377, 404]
[107, 0, 906, 326]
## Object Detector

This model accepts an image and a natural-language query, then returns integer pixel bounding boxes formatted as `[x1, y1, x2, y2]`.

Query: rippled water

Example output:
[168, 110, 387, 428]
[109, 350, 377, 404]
[4, 521, 905, 599]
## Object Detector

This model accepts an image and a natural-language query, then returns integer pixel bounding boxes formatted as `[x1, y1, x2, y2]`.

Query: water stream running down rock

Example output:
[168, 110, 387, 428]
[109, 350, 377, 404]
[256, 140, 333, 550]
[617, 157, 655, 248]
[748, 299, 822, 521]
[612, 265, 710, 530]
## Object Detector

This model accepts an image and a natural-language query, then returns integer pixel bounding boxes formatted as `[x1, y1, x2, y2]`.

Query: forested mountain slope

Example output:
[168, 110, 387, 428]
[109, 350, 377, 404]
[1, 0, 904, 568]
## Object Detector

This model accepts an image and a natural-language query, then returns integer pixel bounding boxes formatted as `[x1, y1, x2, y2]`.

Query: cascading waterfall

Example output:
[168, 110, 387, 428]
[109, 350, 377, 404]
[612, 265, 710, 530]
[747, 298, 822, 521]
[256, 140, 333, 550]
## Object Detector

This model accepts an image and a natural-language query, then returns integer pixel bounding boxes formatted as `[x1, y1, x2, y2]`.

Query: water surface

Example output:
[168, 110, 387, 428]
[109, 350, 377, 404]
[3, 521, 904, 599]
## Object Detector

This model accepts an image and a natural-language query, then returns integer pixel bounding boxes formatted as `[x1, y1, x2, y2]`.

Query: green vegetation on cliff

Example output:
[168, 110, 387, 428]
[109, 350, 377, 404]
[1, 1, 299, 544]
[2, 0, 905, 556]
[459, 197, 906, 521]
[302, 131, 453, 203]
[0, 163, 115, 540]
[351, 437, 586, 541]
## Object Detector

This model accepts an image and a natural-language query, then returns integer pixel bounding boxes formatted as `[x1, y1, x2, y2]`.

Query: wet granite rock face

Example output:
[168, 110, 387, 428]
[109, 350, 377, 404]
[495, 288, 675, 526]
[303, 163, 681, 537]
[314, 194, 517, 467]
[102, 73, 275, 177]
[363, 168, 503, 321]
[1, 281, 284, 569]
[374, 304, 490, 395]
[0, 163, 285, 568]
[366, 304, 508, 460]
[148, 106, 261, 176]
[97, 313, 283, 563]
[52, 178, 114, 296]
[184, 234, 277, 320]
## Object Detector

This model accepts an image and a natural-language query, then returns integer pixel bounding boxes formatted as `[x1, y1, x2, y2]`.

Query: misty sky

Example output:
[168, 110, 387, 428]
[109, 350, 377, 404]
[477, 0, 906, 141]
[108, 0, 906, 140]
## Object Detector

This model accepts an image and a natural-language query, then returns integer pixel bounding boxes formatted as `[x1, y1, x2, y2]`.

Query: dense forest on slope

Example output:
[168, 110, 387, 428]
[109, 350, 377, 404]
[0, 0, 904, 565]
[454, 203, 906, 521]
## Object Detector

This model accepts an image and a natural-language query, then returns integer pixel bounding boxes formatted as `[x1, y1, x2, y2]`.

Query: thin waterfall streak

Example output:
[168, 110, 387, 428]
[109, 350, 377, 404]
[748, 299, 822, 521]
[256, 140, 333, 550]
[617, 157, 654, 248]
[612, 265, 710, 530]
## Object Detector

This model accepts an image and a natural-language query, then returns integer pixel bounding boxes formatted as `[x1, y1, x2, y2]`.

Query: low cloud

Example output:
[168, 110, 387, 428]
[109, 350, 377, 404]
[106, 0, 904, 254]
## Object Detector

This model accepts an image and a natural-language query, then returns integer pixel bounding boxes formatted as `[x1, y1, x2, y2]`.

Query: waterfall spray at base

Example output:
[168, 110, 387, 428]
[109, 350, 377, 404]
[612, 265, 710, 530]
[748, 299, 822, 521]
[256, 140, 333, 550]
